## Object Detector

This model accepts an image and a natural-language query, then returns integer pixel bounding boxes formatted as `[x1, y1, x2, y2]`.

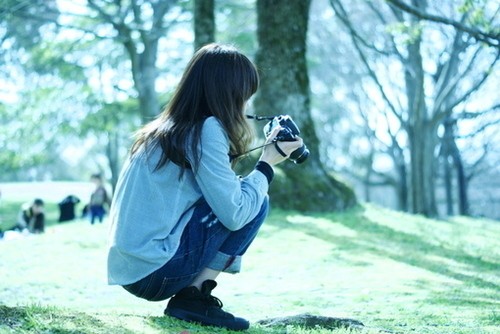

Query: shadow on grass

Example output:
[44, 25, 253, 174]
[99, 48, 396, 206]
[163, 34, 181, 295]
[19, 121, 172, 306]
[265, 206, 499, 304]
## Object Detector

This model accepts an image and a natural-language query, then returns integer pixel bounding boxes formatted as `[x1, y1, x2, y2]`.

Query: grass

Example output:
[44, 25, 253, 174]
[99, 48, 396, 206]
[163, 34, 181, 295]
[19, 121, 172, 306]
[0, 186, 499, 333]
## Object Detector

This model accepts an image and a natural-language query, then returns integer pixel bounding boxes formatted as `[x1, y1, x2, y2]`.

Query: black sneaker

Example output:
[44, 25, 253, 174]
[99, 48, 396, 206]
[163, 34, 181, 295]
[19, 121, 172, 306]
[164, 280, 250, 331]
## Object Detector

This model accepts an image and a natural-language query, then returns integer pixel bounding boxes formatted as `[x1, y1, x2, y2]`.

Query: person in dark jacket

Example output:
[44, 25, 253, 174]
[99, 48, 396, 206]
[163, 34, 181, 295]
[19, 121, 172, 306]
[16, 198, 45, 234]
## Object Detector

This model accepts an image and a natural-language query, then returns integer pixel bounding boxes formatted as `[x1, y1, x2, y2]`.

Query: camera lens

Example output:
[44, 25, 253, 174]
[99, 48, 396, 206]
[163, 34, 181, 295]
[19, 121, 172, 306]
[289, 144, 309, 164]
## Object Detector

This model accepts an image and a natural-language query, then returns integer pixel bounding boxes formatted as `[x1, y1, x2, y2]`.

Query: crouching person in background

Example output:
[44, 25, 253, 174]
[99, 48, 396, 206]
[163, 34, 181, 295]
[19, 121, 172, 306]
[16, 198, 45, 234]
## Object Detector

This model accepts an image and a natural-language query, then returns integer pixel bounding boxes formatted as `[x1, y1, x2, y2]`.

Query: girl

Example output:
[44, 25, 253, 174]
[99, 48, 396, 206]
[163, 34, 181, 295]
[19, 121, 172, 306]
[108, 44, 303, 331]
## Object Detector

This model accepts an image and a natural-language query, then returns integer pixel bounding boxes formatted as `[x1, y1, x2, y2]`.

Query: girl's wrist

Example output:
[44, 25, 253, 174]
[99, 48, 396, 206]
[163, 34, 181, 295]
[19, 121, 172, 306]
[255, 161, 274, 184]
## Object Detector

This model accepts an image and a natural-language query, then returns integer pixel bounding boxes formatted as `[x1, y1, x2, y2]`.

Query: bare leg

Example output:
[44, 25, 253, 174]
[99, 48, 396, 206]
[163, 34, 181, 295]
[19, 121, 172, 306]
[190, 268, 220, 290]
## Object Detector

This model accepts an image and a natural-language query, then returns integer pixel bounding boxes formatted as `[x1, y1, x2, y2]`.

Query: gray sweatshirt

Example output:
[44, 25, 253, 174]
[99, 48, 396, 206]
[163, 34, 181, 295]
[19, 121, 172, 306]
[107, 117, 269, 285]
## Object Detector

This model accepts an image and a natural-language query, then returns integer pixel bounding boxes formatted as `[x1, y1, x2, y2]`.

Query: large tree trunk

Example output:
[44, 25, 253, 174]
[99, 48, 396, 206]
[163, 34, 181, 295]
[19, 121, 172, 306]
[128, 40, 160, 122]
[404, 0, 437, 216]
[254, 0, 356, 211]
[193, 0, 215, 51]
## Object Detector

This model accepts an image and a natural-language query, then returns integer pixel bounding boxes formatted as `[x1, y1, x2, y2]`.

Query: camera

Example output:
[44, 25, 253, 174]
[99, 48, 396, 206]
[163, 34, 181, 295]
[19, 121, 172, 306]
[263, 115, 309, 164]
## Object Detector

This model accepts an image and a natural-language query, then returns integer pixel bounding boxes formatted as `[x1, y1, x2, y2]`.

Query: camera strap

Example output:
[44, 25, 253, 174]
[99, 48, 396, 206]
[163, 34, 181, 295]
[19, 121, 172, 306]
[246, 114, 275, 121]
[229, 115, 286, 161]
[229, 141, 275, 161]
[273, 140, 288, 157]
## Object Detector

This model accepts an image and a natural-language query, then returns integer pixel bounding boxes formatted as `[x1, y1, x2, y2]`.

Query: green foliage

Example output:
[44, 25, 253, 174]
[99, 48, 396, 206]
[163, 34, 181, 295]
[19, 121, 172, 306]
[0, 85, 86, 179]
[27, 43, 86, 81]
[386, 21, 423, 45]
[458, 0, 497, 34]
[80, 99, 140, 135]
[216, 0, 257, 55]
[0, 0, 59, 51]
[0, 96, 55, 174]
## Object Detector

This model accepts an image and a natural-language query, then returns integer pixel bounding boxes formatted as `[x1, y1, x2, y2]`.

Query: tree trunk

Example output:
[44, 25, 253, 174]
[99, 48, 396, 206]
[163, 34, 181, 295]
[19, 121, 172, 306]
[128, 40, 160, 122]
[442, 118, 455, 216]
[454, 150, 469, 215]
[444, 156, 454, 216]
[397, 161, 409, 212]
[388, 138, 409, 212]
[404, 0, 437, 216]
[447, 123, 470, 216]
[193, 0, 215, 51]
[254, 0, 356, 211]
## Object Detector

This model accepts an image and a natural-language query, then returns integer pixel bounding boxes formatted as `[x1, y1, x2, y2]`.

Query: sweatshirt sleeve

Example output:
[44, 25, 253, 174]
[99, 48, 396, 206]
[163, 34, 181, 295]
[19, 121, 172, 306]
[192, 117, 269, 231]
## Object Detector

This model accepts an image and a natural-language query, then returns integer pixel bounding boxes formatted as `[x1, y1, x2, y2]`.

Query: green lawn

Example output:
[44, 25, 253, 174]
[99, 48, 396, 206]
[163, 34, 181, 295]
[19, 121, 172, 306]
[0, 197, 498, 333]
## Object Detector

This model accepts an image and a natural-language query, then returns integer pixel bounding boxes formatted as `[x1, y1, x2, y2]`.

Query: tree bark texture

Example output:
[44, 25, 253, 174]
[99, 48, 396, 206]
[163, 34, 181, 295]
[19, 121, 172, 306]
[254, 0, 356, 211]
[404, 0, 438, 216]
[194, 0, 215, 51]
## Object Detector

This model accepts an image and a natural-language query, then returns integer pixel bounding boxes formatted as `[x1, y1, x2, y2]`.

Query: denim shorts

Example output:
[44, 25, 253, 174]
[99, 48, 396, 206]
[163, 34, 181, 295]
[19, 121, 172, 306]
[123, 197, 269, 301]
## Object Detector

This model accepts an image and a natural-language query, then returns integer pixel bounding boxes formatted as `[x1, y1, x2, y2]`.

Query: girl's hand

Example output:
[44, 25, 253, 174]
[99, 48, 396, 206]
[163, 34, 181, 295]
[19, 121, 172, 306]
[259, 127, 304, 166]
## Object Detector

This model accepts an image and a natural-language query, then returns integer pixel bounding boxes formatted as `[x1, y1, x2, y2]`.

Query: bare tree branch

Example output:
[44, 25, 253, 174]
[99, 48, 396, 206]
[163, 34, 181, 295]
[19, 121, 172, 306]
[457, 103, 500, 119]
[433, 42, 482, 117]
[365, 2, 406, 62]
[329, 0, 404, 125]
[385, 0, 500, 47]
[329, 0, 392, 56]
[459, 118, 500, 139]
[448, 49, 500, 111]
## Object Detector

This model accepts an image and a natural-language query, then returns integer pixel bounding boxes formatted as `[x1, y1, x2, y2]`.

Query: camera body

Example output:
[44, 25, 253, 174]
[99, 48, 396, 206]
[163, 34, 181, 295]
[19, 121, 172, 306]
[263, 115, 309, 164]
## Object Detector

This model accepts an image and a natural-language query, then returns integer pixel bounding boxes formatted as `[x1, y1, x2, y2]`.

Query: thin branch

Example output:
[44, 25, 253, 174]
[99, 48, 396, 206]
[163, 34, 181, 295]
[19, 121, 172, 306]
[365, 1, 406, 62]
[385, 0, 500, 47]
[466, 141, 491, 181]
[329, 0, 404, 124]
[457, 103, 500, 119]
[459, 118, 500, 139]
[448, 49, 500, 110]
[433, 41, 483, 116]
[329, 0, 392, 56]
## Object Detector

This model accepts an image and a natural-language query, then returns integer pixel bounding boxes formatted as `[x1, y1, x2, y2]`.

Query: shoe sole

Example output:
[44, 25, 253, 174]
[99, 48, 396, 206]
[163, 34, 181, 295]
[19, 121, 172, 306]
[165, 308, 250, 331]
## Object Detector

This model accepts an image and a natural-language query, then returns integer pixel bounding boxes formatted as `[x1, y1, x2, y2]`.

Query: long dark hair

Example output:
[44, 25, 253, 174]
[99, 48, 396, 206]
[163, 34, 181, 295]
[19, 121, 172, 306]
[131, 44, 259, 171]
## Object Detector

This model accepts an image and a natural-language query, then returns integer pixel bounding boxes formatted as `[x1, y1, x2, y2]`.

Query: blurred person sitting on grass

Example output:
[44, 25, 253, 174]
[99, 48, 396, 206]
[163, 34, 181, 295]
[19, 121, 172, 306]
[15, 198, 45, 234]
[107, 44, 303, 331]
